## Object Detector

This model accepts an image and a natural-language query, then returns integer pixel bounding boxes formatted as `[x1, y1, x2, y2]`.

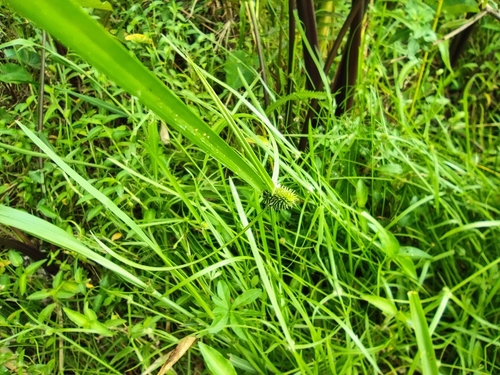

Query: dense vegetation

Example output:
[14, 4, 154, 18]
[1, 0, 500, 374]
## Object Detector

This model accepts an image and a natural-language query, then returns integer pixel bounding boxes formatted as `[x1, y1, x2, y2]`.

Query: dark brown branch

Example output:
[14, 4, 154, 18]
[0, 238, 59, 275]
[324, 0, 364, 75]
[449, 13, 477, 67]
[299, 0, 364, 150]
[285, 0, 296, 130]
[330, 0, 366, 117]
[296, 0, 321, 91]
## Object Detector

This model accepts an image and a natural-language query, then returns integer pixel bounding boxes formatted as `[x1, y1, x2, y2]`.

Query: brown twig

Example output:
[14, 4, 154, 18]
[0, 237, 59, 275]
[285, 0, 296, 131]
[296, 0, 321, 91]
[330, 0, 365, 117]
[37, 30, 46, 172]
[299, 0, 366, 151]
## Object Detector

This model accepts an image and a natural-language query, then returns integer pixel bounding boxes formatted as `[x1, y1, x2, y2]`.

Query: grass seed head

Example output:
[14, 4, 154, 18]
[262, 185, 298, 211]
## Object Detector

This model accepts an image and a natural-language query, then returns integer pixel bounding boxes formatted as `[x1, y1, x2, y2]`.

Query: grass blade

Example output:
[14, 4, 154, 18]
[6, 0, 267, 192]
[17, 122, 168, 263]
[229, 179, 295, 349]
[198, 342, 237, 375]
[0, 205, 192, 317]
[408, 291, 439, 375]
[440, 220, 500, 240]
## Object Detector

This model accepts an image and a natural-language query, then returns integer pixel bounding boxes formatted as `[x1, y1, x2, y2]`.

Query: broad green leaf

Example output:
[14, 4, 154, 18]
[232, 289, 261, 309]
[356, 179, 368, 208]
[3, 48, 41, 68]
[76, 0, 112, 11]
[224, 50, 257, 90]
[442, 0, 480, 14]
[64, 307, 113, 336]
[8, 250, 23, 267]
[104, 318, 126, 328]
[437, 40, 452, 73]
[0, 275, 9, 290]
[397, 213, 415, 228]
[84, 306, 98, 321]
[213, 307, 228, 316]
[86, 205, 103, 221]
[88, 320, 113, 336]
[5, 0, 267, 192]
[18, 273, 27, 296]
[228, 355, 257, 374]
[52, 271, 63, 289]
[27, 289, 53, 300]
[217, 280, 231, 307]
[198, 342, 237, 375]
[229, 313, 248, 341]
[24, 259, 47, 275]
[208, 311, 229, 334]
[55, 290, 76, 299]
[361, 295, 398, 317]
[28, 170, 43, 184]
[212, 296, 229, 309]
[472, 341, 482, 367]
[38, 303, 57, 323]
[61, 281, 80, 293]
[399, 246, 432, 260]
[396, 256, 417, 279]
[37, 203, 58, 219]
[362, 212, 400, 257]
[0, 63, 32, 83]
[378, 163, 403, 175]
[0, 183, 9, 195]
[143, 209, 156, 223]
[63, 307, 90, 327]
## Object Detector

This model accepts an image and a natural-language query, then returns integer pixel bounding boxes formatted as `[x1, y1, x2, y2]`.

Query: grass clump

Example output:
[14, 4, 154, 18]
[1, 1, 500, 374]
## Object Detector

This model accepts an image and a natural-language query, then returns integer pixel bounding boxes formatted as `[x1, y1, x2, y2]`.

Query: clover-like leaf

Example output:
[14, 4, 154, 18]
[232, 289, 261, 309]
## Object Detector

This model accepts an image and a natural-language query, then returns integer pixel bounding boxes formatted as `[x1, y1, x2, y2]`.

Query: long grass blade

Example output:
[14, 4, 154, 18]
[6, 0, 267, 192]
[18, 122, 168, 263]
[408, 291, 439, 375]
[0, 205, 192, 317]
[228, 179, 295, 349]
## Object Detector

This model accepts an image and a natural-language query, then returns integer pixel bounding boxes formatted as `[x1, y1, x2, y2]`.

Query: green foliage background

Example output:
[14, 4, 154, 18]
[1, 0, 500, 374]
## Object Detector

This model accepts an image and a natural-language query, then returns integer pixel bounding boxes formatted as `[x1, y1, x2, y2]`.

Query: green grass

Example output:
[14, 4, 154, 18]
[1, 0, 500, 374]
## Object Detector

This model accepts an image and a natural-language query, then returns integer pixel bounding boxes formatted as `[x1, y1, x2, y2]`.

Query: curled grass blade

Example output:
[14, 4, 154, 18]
[440, 220, 500, 240]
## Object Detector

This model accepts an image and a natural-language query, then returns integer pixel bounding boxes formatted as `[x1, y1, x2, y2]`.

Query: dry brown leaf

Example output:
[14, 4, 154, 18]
[158, 336, 198, 375]
[0, 347, 27, 374]
[160, 123, 170, 145]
